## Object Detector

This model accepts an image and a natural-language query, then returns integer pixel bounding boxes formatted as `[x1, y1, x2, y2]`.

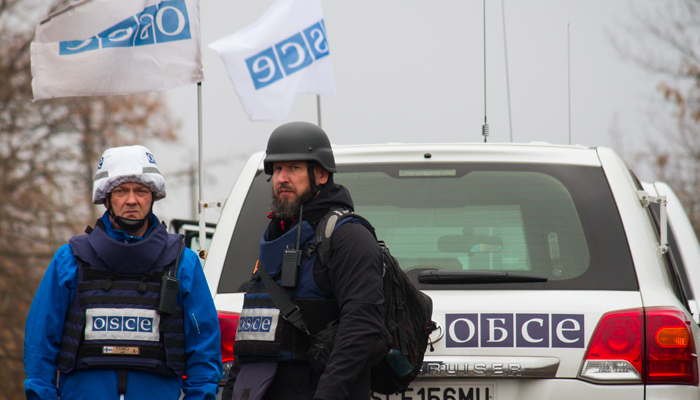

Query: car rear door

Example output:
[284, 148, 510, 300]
[335, 157, 644, 400]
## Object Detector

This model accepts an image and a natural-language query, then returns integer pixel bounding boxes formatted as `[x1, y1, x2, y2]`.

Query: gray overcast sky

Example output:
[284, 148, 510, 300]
[152, 0, 660, 223]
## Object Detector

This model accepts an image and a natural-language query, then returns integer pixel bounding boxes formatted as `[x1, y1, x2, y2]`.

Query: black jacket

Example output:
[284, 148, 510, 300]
[224, 181, 388, 400]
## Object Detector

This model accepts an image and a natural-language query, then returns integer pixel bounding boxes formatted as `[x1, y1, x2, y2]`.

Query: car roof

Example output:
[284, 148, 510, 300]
[251, 143, 604, 170]
[328, 142, 602, 166]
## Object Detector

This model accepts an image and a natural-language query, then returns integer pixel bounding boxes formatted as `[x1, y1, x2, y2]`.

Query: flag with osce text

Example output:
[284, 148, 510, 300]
[31, 0, 202, 100]
[208, 0, 335, 121]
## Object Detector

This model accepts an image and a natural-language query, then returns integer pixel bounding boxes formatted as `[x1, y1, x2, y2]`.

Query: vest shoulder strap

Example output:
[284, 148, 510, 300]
[255, 265, 310, 335]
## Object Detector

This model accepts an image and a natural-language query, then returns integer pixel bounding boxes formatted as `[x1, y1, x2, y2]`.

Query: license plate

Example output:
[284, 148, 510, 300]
[372, 383, 495, 400]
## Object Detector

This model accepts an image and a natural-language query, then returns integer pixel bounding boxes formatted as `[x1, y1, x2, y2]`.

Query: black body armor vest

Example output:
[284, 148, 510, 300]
[57, 221, 186, 376]
[234, 221, 339, 362]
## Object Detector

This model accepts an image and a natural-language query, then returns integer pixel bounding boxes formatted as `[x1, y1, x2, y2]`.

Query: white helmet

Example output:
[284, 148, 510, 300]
[92, 145, 166, 204]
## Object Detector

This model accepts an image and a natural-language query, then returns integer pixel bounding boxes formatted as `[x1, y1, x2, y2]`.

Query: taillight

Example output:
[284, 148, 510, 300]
[218, 311, 240, 382]
[580, 309, 643, 382]
[580, 307, 698, 386]
[646, 307, 698, 385]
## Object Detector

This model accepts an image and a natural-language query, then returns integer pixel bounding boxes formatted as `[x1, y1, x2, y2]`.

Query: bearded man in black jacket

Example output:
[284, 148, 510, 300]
[224, 122, 389, 400]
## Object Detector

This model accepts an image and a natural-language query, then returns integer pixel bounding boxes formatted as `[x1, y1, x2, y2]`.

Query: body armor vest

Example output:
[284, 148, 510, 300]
[234, 221, 340, 362]
[58, 222, 186, 376]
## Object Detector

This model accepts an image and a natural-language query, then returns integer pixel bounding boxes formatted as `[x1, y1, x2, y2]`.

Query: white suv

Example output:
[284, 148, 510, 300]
[204, 143, 700, 399]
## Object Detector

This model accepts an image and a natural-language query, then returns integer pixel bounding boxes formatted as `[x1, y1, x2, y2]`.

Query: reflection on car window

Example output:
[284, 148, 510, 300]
[341, 170, 590, 281]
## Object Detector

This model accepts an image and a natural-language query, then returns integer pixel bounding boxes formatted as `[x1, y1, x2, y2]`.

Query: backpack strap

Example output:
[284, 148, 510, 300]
[306, 209, 376, 267]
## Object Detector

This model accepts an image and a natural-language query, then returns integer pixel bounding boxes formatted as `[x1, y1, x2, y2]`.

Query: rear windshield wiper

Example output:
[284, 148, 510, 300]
[418, 270, 548, 284]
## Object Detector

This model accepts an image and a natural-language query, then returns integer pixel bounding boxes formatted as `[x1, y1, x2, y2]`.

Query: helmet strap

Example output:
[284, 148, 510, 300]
[307, 161, 322, 197]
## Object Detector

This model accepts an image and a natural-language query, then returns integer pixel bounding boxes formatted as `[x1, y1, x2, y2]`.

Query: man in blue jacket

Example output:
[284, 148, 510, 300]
[24, 145, 222, 400]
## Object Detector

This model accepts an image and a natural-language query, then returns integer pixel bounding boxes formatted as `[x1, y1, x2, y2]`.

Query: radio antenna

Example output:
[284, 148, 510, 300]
[501, 0, 513, 142]
[482, 0, 489, 143]
[568, 23, 572, 145]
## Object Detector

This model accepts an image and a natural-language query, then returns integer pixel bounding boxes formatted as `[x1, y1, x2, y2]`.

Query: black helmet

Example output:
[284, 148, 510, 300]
[264, 121, 337, 175]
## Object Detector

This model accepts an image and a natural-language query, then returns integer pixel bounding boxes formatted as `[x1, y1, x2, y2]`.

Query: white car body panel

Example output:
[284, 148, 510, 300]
[203, 151, 265, 297]
[424, 290, 643, 378]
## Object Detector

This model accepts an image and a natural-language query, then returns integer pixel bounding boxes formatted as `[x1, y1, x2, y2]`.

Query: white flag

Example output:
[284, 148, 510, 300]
[208, 0, 335, 122]
[31, 0, 203, 100]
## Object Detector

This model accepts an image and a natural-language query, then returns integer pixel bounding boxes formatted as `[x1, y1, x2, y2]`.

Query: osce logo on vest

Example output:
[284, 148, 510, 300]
[92, 316, 154, 333]
[246, 20, 329, 90]
[238, 316, 273, 333]
[446, 313, 585, 348]
[59, 0, 191, 56]
[236, 308, 279, 341]
[85, 308, 160, 342]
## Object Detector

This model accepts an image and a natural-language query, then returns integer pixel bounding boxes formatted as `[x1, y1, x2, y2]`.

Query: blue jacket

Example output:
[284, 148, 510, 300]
[24, 213, 222, 400]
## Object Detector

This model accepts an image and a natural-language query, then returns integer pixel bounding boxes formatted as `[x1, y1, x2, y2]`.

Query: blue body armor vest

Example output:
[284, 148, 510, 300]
[57, 222, 187, 376]
[234, 221, 340, 362]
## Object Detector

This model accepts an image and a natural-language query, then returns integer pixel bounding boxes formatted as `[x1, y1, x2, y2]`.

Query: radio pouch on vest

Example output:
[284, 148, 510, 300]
[158, 235, 183, 315]
[280, 205, 304, 288]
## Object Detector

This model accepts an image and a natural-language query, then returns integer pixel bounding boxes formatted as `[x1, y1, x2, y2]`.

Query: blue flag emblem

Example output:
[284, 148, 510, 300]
[59, 0, 191, 55]
[245, 20, 329, 90]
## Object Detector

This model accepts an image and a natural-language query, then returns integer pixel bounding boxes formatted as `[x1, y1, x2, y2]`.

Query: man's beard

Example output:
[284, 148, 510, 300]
[271, 185, 315, 220]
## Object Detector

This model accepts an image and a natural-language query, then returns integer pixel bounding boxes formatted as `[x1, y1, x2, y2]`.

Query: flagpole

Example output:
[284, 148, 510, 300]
[197, 81, 207, 259]
[316, 94, 322, 128]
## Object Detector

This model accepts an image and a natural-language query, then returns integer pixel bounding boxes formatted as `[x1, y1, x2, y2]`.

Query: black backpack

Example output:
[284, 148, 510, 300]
[313, 209, 437, 395]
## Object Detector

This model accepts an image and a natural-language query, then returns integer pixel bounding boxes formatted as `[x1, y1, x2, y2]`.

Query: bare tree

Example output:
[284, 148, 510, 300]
[0, 0, 179, 398]
[610, 0, 700, 236]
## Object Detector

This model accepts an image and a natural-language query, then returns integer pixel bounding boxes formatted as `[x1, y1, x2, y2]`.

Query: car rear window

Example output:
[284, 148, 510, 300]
[217, 162, 638, 293]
